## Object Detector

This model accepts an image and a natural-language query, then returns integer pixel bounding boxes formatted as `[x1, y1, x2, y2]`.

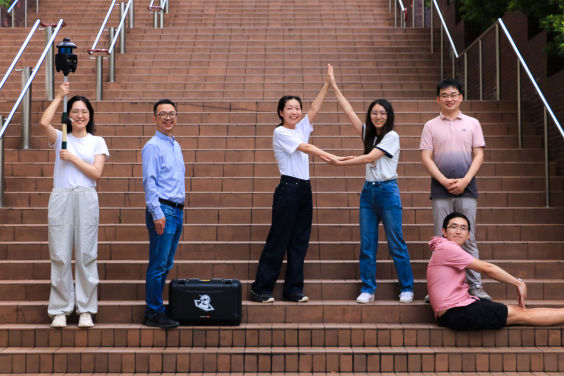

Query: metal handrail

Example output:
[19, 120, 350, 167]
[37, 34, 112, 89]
[0, 19, 40, 91]
[7, 0, 19, 13]
[108, 0, 132, 54]
[0, 18, 65, 140]
[148, 0, 168, 28]
[88, 0, 118, 57]
[431, 0, 457, 57]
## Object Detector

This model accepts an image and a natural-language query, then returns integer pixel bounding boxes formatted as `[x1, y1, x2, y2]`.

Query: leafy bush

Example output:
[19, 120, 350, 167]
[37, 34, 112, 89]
[0, 0, 12, 8]
[455, 0, 564, 56]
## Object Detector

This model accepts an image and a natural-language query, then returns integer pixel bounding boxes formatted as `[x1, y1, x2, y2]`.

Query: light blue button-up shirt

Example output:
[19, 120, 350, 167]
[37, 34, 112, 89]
[142, 131, 186, 220]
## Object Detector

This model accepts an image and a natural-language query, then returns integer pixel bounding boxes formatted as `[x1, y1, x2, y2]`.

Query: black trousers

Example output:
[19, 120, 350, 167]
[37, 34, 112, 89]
[252, 175, 313, 297]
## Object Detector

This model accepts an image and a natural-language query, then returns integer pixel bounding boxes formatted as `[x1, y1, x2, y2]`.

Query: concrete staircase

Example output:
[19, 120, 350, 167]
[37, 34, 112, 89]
[0, 0, 563, 373]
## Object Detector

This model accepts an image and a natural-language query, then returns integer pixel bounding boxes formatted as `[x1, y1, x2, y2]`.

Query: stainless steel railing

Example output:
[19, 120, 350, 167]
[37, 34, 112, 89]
[87, 0, 133, 101]
[431, 2, 563, 207]
[0, 18, 65, 206]
[148, 0, 168, 28]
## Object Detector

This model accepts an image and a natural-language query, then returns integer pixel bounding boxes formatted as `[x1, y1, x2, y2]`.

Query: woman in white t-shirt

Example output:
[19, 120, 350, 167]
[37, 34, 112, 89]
[250, 66, 353, 303]
[39, 83, 109, 328]
[321, 65, 414, 304]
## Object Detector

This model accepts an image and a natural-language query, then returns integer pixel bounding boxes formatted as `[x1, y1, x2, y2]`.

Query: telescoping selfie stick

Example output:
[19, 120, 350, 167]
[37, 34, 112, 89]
[55, 38, 78, 149]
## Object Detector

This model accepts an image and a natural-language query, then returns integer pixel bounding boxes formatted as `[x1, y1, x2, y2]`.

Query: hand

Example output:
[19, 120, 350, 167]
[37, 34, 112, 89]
[154, 217, 166, 235]
[337, 156, 356, 161]
[57, 82, 70, 99]
[447, 178, 470, 195]
[320, 155, 340, 165]
[516, 281, 527, 309]
[328, 64, 336, 86]
[59, 149, 76, 162]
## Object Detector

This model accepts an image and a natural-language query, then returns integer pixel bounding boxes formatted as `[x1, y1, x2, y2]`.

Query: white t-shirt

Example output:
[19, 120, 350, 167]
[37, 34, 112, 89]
[362, 125, 400, 182]
[49, 129, 110, 188]
[272, 115, 312, 180]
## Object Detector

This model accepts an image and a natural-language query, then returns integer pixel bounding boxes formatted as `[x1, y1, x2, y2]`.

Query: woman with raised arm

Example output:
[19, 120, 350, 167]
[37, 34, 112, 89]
[322, 65, 414, 304]
[250, 65, 353, 303]
[39, 82, 109, 328]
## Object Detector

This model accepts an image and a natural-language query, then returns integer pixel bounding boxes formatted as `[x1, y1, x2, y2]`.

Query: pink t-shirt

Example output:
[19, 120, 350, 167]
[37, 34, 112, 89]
[420, 112, 486, 199]
[426, 236, 478, 318]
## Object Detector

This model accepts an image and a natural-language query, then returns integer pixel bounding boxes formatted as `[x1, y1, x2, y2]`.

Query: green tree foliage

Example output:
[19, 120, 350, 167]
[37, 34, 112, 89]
[0, 0, 12, 8]
[455, 0, 564, 56]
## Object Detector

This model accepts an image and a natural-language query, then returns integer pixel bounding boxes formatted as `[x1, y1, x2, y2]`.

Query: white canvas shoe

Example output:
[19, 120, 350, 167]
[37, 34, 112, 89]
[399, 291, 414, 303]
[51, 314, 67, 328]
[356, 292, 375, 303]
[78, 313, 94, 328]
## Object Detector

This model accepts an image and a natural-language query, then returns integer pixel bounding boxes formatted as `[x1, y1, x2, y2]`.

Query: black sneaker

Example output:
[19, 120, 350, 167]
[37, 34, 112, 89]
[283, 292, 309, 303]
[250, 290, 275, 303]
[145, 312, 179, 328]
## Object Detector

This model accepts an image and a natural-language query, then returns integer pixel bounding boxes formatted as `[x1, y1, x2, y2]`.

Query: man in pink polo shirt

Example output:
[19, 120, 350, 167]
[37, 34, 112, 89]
[420, 78, 490, 300]
[429, 212, 564, 331]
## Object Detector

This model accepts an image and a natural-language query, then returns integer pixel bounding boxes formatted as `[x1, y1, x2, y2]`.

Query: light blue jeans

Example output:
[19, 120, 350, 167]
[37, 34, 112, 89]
[359, 180, 414, 294]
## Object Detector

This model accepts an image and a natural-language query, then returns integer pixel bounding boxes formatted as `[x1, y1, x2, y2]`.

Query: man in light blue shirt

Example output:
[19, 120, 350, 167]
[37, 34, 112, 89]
[141, 99, 185, 328]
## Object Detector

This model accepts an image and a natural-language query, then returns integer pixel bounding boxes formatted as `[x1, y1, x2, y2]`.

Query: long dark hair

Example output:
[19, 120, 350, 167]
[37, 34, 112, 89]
[363, 99, 394, 155]
[276, 95, 302, 127]
[67, 96, 96, 134]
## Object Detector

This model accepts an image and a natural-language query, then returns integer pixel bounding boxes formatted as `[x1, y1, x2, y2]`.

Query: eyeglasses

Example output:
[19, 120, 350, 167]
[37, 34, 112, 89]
[70, 110, 89, 116]
[156, 112, 177, 119]
[447, 225, 469, 232]
[440, 93, 461, 100]
[371, 111, 387, 116]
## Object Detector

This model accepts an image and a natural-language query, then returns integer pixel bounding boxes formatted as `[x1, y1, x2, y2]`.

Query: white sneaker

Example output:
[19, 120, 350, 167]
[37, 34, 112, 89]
[78, 313, 94, 328]
[356, 292, 375, 303]
[399, 291, 414, 303]
[51, 314, 67, 328]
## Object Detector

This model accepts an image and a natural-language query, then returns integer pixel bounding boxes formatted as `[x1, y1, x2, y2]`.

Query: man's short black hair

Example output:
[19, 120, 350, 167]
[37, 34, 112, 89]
[154, 99, 177, 115]
[437, 78, 464, 97]
[442, 212, 471, 232]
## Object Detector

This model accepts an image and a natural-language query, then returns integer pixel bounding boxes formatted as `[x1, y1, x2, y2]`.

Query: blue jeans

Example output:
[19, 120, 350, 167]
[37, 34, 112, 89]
[359, 180, 414, 294]
[145, 204, 183, 318]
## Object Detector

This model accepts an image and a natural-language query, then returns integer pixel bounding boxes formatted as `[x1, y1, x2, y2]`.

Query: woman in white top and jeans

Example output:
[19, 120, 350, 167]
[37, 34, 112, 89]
[321, 66, 414, 304]
[250, 66, 353, 303]
[40, 83, 109, 328]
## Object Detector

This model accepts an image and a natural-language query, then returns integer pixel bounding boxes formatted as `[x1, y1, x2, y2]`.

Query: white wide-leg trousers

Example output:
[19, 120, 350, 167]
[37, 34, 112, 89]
[47, 187, 99, 317]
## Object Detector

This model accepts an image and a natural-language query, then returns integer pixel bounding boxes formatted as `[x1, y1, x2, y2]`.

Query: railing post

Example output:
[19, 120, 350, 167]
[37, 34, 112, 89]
[0, 115, 6, 207]
[0, 116, 4, 207]
[25, 0, 28, 27]
[153, 11, 158, 28]
[430, 0, 433, 53]
[440, 23, 444, 79]
[36, 0, 38, 13]
[21, 66, 32, 149]
[11, 8, 15, 27]
[96, 56, 103, 101]
[517, 58, 521, 149]
[44, 25, 54, 100]
[412, 0, 414, 28]
[129, 0, 134, 28]
[479, 39, 483, 100]
[395, 0, 397, 28]
[119, 2, 126, 54]
[464, 52, 467, 96]
[109, 28, 116, 82]
[165, 0, 169, 14]
[422, 0, 424, 27]
[451, 49, 455, 78]
[389, 0, 391, 12]
[544, 106, 550, 207]
[159, 4, 164, 29]
[495, 23, 500, 100]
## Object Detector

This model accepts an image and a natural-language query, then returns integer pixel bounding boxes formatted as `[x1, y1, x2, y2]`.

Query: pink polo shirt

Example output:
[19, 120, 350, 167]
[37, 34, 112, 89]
[426, 236, 478, 319]
[420, 112, 486, 199]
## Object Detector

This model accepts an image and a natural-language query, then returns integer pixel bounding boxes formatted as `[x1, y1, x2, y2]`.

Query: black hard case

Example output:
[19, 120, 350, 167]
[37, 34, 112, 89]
[168, 278, 242, 326]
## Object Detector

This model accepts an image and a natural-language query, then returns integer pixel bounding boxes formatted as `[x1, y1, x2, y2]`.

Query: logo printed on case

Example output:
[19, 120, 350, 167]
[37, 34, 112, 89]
[194, 294, 215, 311]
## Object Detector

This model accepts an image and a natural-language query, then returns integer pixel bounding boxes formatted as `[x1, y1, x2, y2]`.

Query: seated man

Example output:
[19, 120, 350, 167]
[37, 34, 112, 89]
[427, 211, 564, 330]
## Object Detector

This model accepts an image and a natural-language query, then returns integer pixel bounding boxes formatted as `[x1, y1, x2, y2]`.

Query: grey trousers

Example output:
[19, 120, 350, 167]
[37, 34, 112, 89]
[432, 197, 481, 287]
[47, 187, 99, 317]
